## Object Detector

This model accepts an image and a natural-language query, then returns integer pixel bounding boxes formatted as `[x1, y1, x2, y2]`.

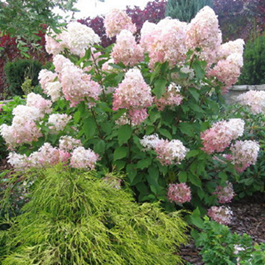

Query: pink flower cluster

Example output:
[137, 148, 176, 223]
[155, 83, 183, 110]
[201, 118, 245, 154]
[208, 206, 233, 225]
[140, 134, 188, 165]
[186, 6, 222, 64]
[29, 143, 71, 167]
[237, 90, 265, 114]
[208, 38, 244, 93]
[8, 140, 99, 171]
[113, 68, 153, 124]
[213, 181, 235, 203]
[111, 30, 144, 66]
[140, 18, 187, 68]
[0, 102, 47, 149]
[48, 114, 72, 134]
[38, 69, 62, 102]
[104, 9, 136, 38]
[38, 69, 57, 90]
[167, 183, 192, 204]
[41, 54, 102, 107]
[26, 93, 52, 114]
[67, 22, 100, 57]
[137, 6, 243, 88]
[45, 22, 100, 57]
[230, 140, 260, 172]
[59, 136, 82, 151]
[70, 146, 99, 169]
[60, 59, 102, 107]
[208, 53, 243, 93]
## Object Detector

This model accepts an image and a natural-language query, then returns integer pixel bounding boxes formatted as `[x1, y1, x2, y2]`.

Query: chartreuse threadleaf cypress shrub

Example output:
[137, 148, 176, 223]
[4, 59, 42, 96]
[166, 0, 213, 22]
[1, 166, 188, 265]
[238, 34, 265, 85]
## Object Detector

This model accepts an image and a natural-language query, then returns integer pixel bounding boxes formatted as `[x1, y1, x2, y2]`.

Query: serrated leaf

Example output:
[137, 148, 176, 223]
[189, 87, 200, 102]
[126, 164, 137, 183]
[118, 124, 132, 145]
[188, 174, 202, 188]
[187, 150, 200, 158]
[218, 172, 228, 183]
[193, 60, 206, 80]
[74, 110, 81, 123]
[137, 158, 152, 169]
[179, 122, 194, 136]
[94, 139, 105, 155]
[113, 147, 128, 160]
[178, 171, 187, 182]
[83, 116, 96, 138]
[153, 79, 167, 99]
[145, 125, 155, 135]
[158, 128, 172, 139]
[190, 103, 203, 113]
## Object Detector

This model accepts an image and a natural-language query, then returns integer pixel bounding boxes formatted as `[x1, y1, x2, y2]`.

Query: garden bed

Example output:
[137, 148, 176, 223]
[181, 197, 265, 264]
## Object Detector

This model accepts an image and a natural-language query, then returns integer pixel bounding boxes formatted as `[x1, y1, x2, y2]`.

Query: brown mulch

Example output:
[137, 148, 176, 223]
[180, 197, 265, 264]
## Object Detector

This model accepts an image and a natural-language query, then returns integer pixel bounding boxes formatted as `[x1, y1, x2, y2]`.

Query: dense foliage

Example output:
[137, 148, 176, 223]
[4, 59, 42, 96]
[0, 0, 77, 55]
[0, 7, 255, 219]
[194, 217, 265, 264]
[238, 34, 265, 85]
[165, 0, 213, 22]
[0, 167, 187, 264]
[0, 32, 50, 98]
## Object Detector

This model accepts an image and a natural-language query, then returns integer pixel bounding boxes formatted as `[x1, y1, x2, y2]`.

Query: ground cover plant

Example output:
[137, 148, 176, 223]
[0, 166, 188, 264]
[193, 217, 265, 265]
[0, 6, 260, 219]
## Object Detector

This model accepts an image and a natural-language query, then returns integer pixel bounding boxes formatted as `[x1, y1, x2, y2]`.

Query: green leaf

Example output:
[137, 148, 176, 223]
[137, 158, 152, 169]
[148, 166, 159, 180]
[153, 79, 167, 99]
[114, 160, 126, 170]
[118, 124, 132, 145]
[74, 110, 81, 123]
[193, 60, 206, 80]
[149, 111, 161, 123]
[218, 172, 228, 183]
[158, 128, 172, 139]
[187, 150, 200, 158]
[113, 147, 128, 160]
[178, 171, 187, 183]
[145, 125, 155, 135]
[150, 63, 162, 83]
[190, 103, 203, 113]
[179, 122, 194, 137]
[83, 116, 96, 138]
[185, 207, 204, 229]
[189, 87, 200, 102]
[126, 164, 137, 184]
[94, 140, 105, 155]
[188, 174, 202, 188]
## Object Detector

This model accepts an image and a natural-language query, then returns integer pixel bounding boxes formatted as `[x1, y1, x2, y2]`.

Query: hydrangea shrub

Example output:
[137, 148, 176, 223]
[0, 7, 260, 213]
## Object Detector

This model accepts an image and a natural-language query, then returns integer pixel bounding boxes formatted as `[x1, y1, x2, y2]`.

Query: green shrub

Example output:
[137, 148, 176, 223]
[1, 167, 188, 264]
[221, 104, 265, 199]
[238, 34, 265, 85]
[4, 59, 42, 96]
[194, 217, 265, 265]
[165, 0, 213, 22]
